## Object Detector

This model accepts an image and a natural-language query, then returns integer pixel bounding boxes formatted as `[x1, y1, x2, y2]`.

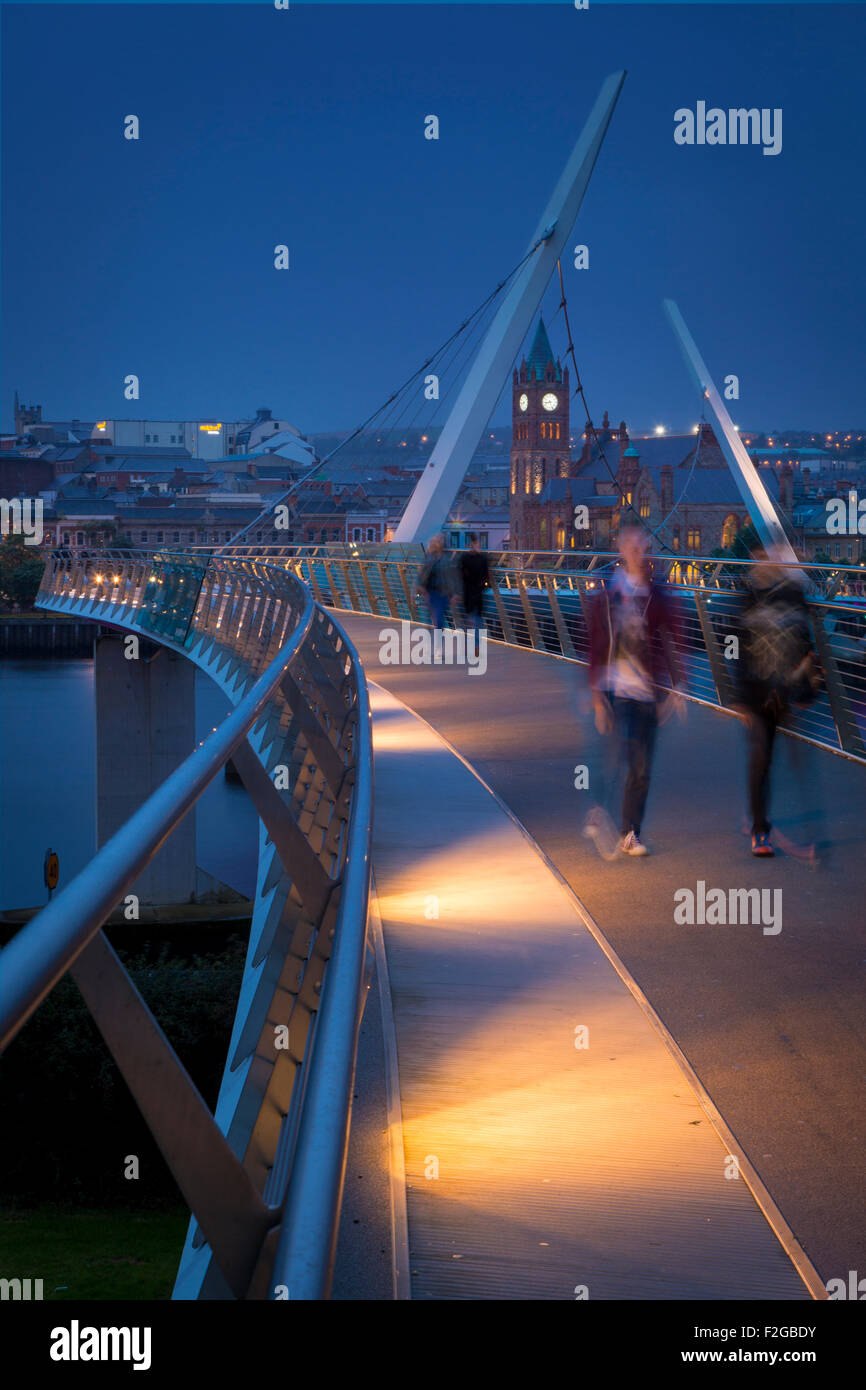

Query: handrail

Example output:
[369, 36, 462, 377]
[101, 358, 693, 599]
[4, 548, 375, 1300]
[0, 587, 314, 1051]
[271, 619, 373, 1299]
[211, 540, 866, 586]
[254, 547, 866, 764]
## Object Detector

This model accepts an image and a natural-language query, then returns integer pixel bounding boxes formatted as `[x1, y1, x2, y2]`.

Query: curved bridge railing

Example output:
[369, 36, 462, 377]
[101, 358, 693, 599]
[218, 544, 866, 764]
[0, 549, 373, 1301]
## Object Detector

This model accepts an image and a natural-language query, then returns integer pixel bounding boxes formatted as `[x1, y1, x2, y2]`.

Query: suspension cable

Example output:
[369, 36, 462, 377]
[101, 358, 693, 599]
[223, 232, 555, 551]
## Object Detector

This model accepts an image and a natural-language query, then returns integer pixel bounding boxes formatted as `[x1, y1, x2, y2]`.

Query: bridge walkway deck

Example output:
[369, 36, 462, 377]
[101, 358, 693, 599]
[366, 680, 815, 1299]
[341, 611, 865, 1292]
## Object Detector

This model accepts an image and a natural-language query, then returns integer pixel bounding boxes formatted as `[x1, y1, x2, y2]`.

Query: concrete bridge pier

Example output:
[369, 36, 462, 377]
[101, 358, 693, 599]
[94, 634, 197, 906]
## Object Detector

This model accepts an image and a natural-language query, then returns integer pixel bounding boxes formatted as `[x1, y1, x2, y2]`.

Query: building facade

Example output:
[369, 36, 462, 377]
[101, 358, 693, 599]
[509, 317, 572, 550]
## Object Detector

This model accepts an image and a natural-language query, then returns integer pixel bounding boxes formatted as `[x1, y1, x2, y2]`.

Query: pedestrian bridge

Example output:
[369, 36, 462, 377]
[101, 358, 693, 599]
[2, 544, 863, 1300]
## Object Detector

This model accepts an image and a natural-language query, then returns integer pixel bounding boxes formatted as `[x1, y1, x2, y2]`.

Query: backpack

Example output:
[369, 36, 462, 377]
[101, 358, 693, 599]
[742, 583, 819, 707]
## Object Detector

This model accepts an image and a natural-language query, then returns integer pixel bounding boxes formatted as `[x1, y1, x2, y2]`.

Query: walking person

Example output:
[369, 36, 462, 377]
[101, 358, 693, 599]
[417, 534, 454, 629]
[458, 533, 490, 631]
[732, 545, 820, 857]
[587, 526, 686, 856]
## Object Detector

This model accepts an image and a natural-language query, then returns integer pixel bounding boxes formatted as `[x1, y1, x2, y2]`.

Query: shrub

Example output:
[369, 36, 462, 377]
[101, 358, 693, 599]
[0, 936, 247, 1208]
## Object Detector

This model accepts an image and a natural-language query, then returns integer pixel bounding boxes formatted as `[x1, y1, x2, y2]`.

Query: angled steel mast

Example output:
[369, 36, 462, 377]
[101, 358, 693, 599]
[663, 299, 798, 563]
[394, 71, 627, 543]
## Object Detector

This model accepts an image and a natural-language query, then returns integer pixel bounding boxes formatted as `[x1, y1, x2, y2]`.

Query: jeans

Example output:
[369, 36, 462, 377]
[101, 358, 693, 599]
[463, 596, 485, 631]
[428, 590, 449, 629]
[746, 706, 778, 835]
[612, 695, 658, 836]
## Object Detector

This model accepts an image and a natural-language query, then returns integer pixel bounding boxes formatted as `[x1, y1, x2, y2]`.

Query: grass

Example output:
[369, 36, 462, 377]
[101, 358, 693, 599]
[1, 1206, 190, 1300]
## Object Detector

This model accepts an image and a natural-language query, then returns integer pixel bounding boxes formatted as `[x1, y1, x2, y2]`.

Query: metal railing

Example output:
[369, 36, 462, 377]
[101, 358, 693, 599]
[1, 549, 373, 1301]
[213, 544, 866, 763]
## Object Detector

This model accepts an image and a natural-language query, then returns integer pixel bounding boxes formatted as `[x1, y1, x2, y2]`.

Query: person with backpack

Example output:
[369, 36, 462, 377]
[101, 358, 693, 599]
[733, 545, 820, 857]
[587, 525, 686, 856]
[417, 534, 455, 629]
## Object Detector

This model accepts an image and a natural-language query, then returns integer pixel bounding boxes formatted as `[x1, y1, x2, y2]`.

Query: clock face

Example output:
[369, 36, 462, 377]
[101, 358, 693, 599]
[518, 393, 528, 412]
[542, 393, 559, 412]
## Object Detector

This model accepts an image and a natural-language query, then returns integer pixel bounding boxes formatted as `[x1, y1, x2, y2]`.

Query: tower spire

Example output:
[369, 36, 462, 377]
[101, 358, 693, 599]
[526, 316, 560, 382]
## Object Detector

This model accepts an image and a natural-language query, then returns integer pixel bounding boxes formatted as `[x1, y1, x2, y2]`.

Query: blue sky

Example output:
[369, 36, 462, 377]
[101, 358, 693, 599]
[2, 3, 864, 437]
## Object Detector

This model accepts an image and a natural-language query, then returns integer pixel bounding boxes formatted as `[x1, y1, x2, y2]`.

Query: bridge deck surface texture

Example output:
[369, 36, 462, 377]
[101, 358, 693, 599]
[341, 611, 865, 1292]
[368, 681, 811, 1299]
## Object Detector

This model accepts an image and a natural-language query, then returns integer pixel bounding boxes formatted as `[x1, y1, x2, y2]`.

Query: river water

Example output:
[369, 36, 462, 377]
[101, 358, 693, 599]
[0, 658, 258, 911]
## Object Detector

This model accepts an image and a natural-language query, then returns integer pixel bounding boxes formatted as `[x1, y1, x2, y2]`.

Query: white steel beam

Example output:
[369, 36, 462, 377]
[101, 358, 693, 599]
[663, 299, 798, 562]
[394, 71, 627, 543]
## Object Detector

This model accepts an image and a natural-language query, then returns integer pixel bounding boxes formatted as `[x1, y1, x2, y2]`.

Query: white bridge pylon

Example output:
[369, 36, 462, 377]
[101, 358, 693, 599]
[394, 70, 627, 544]
[663, 299, 798, 564]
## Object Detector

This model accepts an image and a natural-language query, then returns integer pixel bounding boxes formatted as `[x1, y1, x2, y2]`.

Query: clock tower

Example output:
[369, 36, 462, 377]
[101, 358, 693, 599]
[509, 316, 571, 549]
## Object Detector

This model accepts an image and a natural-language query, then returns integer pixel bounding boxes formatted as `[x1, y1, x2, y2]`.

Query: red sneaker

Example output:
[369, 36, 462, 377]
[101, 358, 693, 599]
[751, 832, 775, 857]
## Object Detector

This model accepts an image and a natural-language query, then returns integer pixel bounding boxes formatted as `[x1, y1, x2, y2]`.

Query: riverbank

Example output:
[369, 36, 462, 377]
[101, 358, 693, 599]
[0, 611, 104, 656]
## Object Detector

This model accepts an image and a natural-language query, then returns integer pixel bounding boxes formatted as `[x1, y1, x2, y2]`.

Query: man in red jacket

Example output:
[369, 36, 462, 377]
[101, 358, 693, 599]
[587, 527, 686, 855]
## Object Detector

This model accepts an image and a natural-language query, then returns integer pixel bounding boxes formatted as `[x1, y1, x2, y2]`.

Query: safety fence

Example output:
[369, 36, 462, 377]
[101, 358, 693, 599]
[1, 549, 373, 1300]
[216, 544, 866, 762]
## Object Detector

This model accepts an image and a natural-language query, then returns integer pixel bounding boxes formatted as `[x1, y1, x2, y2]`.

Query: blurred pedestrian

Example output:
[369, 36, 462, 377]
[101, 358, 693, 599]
[417, 534, 454, 629]
[587, 526, 686, 856]
[733, 544, 820, 856]
[459, 533, 490, 631]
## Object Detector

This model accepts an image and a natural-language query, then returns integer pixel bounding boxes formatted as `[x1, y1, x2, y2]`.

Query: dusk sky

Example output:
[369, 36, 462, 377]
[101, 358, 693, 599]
[2, 3, 864, 439]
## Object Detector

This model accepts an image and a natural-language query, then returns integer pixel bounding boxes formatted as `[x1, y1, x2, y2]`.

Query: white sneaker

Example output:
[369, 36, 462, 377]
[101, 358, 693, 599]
[582, 806, 621, 862]
[620, 830, 649, 856]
